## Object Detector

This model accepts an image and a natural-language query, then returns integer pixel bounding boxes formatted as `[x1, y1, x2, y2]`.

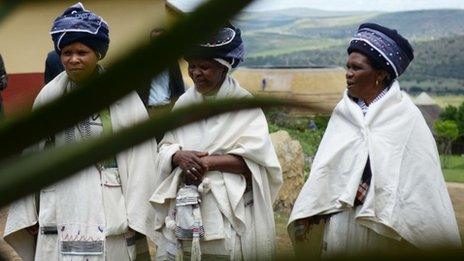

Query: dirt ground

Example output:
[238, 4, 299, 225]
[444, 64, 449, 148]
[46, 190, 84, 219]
[1, 182, 463, 260]
[446, 182, 464, 241]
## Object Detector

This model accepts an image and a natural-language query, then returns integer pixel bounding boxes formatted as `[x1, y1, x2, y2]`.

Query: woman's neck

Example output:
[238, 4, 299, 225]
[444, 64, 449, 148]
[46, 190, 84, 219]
[362, 86, 388, 106]
[202, 75, 227, 97]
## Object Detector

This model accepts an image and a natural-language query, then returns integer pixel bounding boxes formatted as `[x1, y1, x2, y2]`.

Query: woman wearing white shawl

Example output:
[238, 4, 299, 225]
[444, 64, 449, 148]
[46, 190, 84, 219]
[150, 25, 282, 260]
[288, 23, 461, 257]
[3, 3, 157, 260]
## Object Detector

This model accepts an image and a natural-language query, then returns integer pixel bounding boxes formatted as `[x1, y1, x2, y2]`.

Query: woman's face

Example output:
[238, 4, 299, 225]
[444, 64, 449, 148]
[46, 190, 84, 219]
[345, 52, 384, 103]
[187, 59, 226, 95]
[61, 42, 99, 83]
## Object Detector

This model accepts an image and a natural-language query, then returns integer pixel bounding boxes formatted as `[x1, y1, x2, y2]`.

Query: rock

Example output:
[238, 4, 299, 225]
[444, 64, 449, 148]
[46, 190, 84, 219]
[270, 130, 305, 213]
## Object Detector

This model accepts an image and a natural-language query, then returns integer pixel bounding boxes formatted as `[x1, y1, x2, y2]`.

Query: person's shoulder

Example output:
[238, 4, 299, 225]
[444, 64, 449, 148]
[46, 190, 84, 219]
[229, 77, 252, 98]
[237, 85, 253, 97]
[0, 54, 5, 73]
[399, 90, 423, 115]
[332, 91, 348, 112]
[34, 72, 68, 107]
[173, 87, 195, 105]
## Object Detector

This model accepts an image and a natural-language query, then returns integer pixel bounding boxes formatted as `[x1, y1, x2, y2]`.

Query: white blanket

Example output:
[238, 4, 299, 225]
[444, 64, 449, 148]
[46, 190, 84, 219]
[3, 71, 158, 260]
[288, 81, 461, 248]
[150, 76, 282, 260]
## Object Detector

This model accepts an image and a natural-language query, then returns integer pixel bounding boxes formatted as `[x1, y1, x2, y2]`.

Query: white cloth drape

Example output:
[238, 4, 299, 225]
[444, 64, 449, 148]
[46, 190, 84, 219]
[3, 71, 158, 260]
[288, 81, 461, 249]
[150, 76, 282, 260]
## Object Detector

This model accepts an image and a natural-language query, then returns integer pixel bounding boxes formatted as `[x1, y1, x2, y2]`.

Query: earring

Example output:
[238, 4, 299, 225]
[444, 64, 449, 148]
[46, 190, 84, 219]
[375, 80, 379, 86]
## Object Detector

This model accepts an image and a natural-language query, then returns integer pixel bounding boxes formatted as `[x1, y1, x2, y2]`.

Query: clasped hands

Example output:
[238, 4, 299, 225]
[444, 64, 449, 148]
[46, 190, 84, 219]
[172, 150, 212, 184]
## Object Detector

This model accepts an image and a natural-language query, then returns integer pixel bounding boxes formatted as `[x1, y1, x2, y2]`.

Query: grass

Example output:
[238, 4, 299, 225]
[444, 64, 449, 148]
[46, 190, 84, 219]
[248, 41, 338, 58]
[433, 95, 464, 108]
[441, 155, 464, 183]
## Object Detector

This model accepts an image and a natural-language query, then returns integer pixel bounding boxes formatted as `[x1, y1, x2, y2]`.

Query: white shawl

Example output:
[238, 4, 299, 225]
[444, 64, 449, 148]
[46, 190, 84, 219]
[288, 81, 461, 248]
[150, 76, 282, 260]
[3, 71, 158, 260]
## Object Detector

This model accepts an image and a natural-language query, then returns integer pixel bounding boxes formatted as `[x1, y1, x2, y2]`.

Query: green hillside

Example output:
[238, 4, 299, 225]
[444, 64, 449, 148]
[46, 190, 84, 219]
[239, 9, 464, 93]
[364, 10, 464, 40]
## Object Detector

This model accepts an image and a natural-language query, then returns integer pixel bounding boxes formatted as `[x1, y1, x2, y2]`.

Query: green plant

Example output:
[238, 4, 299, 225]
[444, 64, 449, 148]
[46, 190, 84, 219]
[313, 115, 330, 129]
[434, 120, 460, 168]
[268, 122, 324, 177]
[439, 102, 464, 136]
[0, 98, 293, 206]
[0, 0, 254, 160]
[0, 0, 264, 206]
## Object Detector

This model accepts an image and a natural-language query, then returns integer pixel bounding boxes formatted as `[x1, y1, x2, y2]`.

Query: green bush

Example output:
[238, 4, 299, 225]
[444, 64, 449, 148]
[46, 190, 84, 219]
[268, 123, 324, 157]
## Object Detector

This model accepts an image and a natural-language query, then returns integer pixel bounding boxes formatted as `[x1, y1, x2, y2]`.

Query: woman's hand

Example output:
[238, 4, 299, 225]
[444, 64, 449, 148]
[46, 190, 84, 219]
[172, 150, 209, 182]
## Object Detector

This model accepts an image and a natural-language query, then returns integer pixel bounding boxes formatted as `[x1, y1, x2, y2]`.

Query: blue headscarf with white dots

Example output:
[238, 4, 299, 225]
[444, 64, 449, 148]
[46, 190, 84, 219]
[50, 2, 109, 59]
[348, 23, 414, 79]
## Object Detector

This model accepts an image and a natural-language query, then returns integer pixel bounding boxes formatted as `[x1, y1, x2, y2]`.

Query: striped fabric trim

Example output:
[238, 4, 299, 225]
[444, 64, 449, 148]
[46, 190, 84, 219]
[356, 87, 390, 116]
[175, 225, 205, 240]
[60, 240, 104, 255]
[176, 196, 199, 206]
[41, 226, 58, 235]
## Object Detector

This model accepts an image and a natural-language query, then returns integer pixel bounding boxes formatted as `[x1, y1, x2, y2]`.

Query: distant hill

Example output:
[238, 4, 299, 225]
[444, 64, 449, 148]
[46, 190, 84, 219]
[239, 8, 464, 92]
[364, 10, 464, 40]
[404, 35, 464, 93]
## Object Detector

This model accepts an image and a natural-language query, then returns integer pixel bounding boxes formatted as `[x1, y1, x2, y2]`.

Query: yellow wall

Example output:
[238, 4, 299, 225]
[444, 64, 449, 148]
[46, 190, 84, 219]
[233, 67, 346, 113]
[0, 1, 346, 113]
[0, 0, 166, 73]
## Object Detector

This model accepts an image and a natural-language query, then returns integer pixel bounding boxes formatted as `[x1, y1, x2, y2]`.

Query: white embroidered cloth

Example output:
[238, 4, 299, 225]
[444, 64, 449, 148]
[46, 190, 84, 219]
[150, 75, 282, 260]
[288, 80, 461, 248]
[4, 71, 158, 260]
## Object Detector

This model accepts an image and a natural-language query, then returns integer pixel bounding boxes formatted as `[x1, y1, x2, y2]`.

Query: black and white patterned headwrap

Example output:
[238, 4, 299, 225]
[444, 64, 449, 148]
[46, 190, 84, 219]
[185, 24, 245, 70]
[348, 23, 414, 78]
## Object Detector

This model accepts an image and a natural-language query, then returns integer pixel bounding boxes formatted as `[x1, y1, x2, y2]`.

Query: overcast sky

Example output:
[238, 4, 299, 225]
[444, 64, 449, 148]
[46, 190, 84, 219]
[249, 0, 464, 11]
[168, 0, 464, 12]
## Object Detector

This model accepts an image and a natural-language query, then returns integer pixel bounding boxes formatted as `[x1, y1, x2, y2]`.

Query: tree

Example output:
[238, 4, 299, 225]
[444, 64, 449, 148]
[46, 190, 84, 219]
[439, 105, 458, 122]
[439, 103, 464, 137]
[434, 120, 459, 168]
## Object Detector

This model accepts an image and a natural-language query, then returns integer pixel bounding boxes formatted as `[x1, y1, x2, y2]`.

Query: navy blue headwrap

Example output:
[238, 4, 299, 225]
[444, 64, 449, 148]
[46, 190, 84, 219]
[185, 24, 245, 69]
[50, 2, 109, 59]
[348, 23, 414, 79]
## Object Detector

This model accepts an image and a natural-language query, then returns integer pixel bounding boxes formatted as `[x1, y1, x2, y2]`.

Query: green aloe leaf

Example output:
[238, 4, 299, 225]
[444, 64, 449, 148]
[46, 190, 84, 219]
[0, 1, 21, 25]
[0, 97, 317, 206]
[0, 0, 253, 160]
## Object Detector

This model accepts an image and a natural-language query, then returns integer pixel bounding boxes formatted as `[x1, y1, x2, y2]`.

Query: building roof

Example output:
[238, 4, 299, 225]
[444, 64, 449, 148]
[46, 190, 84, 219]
[413, 92, 441, 132]
[414, 92, 437, 105]
[417, 105, 442, 131]
[166, 0, 204, 13]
